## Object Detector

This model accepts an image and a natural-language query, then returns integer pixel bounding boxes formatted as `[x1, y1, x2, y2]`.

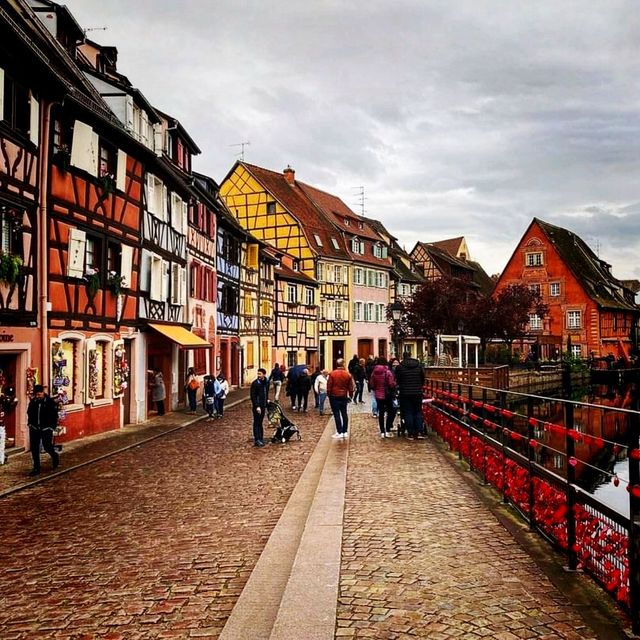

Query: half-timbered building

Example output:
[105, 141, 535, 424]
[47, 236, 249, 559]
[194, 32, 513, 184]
[273, 253, 319, 368]
[220, 162, 352, 369]
[495, 218, 639, 361]
[299, 184, 394, 360]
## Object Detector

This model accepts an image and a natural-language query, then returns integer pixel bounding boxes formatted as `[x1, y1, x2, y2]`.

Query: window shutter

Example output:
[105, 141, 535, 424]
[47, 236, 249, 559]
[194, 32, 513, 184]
[170, 262, 179, 304]
[343, 267, 349, 284]
[84, 338, 97, 404]
[116, 150, 127, 191]
[145, 173, 155, 213]
[0, 68, 4, 119]
[67, 228, 87, 278]
[180, 267, 187, 305]
[153, 123, 163, 156]
[125, 95, 134, 131]
[161, 185, 168, 220]
[150, 256, 162, 300]
[29, 92, 39, 146]
[327, 300, 335, 320]
[71, 120, 98, 175]
[140, 110, 149, 146]
[120, 244, 133, 288]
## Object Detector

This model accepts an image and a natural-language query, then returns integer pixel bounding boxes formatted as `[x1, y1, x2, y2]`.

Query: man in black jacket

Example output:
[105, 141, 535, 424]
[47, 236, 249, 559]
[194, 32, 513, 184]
[394, 353, 425, 439]
[250, 368, 268, 447]
[27, 384, 59, 476]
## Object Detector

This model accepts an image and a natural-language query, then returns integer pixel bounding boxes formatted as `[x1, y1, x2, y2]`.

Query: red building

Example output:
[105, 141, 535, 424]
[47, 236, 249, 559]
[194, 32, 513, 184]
[495, 218, 639, 361]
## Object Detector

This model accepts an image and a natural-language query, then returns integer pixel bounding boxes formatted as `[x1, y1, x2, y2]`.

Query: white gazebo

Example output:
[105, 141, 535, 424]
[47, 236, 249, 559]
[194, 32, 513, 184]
[435, 334, 481, 368]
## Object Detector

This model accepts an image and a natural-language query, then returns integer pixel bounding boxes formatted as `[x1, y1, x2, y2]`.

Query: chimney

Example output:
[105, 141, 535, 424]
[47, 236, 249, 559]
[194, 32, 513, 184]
[283, 165, 295, 185]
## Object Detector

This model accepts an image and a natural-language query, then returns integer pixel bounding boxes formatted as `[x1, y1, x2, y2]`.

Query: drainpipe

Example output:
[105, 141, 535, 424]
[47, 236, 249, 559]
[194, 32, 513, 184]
[38, 100, 56, 388]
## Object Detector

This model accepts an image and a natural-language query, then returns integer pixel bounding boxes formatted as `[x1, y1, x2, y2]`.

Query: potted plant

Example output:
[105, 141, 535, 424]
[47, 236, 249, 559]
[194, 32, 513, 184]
[0, 253, 23, 287]
[99, 172, 115, 195]
[52, 144, 71, 171]
[84, 267, 101, 298]
[107, 270, 126, 296]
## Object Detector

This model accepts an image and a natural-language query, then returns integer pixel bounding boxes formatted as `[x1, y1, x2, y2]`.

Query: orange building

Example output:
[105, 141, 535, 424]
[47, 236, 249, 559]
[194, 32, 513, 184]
[495, 218, 639, 361]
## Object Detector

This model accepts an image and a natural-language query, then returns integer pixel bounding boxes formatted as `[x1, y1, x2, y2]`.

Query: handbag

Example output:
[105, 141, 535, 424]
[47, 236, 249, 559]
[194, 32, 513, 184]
[188, 378, 199, 391]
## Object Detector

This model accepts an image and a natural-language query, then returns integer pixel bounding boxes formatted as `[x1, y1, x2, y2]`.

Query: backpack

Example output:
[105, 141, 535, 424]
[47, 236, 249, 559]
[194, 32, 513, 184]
[213, 379, 223, 398]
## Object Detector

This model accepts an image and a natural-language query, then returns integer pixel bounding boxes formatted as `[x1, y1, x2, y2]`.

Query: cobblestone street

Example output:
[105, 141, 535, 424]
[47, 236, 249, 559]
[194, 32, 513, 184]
[0, 397, 327, 639]
[0, 393, 631, 639]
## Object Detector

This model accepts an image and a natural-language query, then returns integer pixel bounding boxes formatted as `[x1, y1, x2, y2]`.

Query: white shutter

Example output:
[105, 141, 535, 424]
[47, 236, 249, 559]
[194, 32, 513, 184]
[141, 110, 149, 147]
[146, 173, 155, 214]
[344, 301, 350, 320]
[120, 244, 133, 288]
[116, 150, 127, 191]
[150, 255, 162, 300]
[70, 120, 97, 175]
[327, 300, 335, 320]
[0, 68, 4, 119]
[161, 185, 168, 221]
[84, 338, 97, 404]
[29, 92, 39, 146]
[343, 267, 349, 284]
[67, 228, 86, 278]
[180, 267, 187, 305]
[170, 263, 180, 304]
[125, 95, 134, 131]
[162, 260, 170, 301]
[153, 123, 163, 156]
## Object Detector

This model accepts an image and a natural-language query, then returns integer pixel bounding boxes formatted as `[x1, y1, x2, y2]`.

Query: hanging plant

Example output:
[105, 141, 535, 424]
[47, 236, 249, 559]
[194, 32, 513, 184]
[106, 270, 126, 297]
[0, 253, 23, 287]
[99, 173, 115, 195]
[53, 145, 71, 171]
[84, 267, 101, 298]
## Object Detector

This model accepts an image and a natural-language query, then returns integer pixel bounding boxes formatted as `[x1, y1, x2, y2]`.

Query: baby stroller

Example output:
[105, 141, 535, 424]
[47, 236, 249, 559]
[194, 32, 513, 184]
[267, 401, 301, 443]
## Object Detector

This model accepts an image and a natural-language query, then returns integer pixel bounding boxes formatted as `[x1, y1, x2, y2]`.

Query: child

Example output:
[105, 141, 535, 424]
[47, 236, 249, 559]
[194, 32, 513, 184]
[202, 375, 217, 420]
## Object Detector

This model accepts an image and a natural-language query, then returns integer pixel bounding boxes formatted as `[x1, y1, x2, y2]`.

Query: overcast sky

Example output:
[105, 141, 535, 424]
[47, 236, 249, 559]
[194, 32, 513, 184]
[63, 0, 640, 279]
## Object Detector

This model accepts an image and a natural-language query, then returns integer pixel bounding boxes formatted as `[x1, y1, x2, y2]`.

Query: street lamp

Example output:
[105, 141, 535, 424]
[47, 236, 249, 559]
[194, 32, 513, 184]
[390, 300, 404, 358]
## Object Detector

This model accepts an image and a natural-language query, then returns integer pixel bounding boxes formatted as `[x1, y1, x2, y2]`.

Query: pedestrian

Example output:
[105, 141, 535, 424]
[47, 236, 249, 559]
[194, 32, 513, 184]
[150, 368, 166, 416]
[347, 354, 359, 376]
[185, 366, 199, 413]
[296, 368, 311, 412]
[269, 362, 285, 402]
[365, 355, 375, 390]
[26, 384, 59, 476]
[353, 358, 366, 403]
[394, 352, 426, 439]
[216, 373, 229, 417]
[202, 375, 217, 420]
[250, 368, 268, 447]
[286, 366, 299, 410]
[369, 357, 397, 437]
[314, 368, 329, 416]
[310, 366, 321, 408]
[327, 358, 354, 439]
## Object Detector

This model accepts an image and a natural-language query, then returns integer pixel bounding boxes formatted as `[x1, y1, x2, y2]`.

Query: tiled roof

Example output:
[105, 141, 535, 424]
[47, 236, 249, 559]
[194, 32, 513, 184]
[535, 218, 638, 311]
[467, 260, 495, 295]
[431, 236, 465, 257]
[239, 163, 351, 261]
[297, 183, 392, 269]
[275, 263, 317, 284]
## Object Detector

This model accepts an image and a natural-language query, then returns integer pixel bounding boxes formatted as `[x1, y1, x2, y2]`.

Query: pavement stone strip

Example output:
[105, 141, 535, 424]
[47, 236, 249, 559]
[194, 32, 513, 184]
[0, 392, 632, 638]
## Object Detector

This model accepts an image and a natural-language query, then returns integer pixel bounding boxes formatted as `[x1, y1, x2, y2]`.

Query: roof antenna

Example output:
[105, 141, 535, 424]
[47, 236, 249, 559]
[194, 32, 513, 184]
[230, 141, 250, 161]
[352, 186, 365, 216]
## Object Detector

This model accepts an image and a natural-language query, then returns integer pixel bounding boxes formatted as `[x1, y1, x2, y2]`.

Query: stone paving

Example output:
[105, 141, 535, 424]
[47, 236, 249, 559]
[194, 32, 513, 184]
[335, 402, 629, 639]
[0, 394, 326, 639]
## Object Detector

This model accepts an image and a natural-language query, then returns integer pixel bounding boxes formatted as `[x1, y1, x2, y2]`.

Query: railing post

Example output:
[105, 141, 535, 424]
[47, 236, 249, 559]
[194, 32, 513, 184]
[526, 396, 536, 531]
[628, 388, 640, 634]
[565, 402, 578, 571]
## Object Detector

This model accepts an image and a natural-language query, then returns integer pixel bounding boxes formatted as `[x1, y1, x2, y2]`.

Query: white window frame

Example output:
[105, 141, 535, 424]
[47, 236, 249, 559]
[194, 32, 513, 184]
[529, 314, 542, 329]
[525, 252, 543, 267]
[286, 283, 297, 304]
[305, 287, 314, 306]
[353, 301, 362, 322]
[567, 310, 582, 329]
[316, 262, 325, 282]
[571, 344, 582, 358]
[353, 267, 364, 285]
[313, 233, 323, 247]
[550, 282, 560, 297]
[331, 237, 340, 250]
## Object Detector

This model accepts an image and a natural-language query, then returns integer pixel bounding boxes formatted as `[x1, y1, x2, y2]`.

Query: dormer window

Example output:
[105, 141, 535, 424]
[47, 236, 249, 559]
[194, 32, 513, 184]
[358, 221, 363, 229]
[313, 234, 323, 247]
[331, 237, 340, 250]
[344, 218, 350, 226]
[292, 260, 300, 272]
[351, 237, 363, 254]
[373, 243, 382, 259]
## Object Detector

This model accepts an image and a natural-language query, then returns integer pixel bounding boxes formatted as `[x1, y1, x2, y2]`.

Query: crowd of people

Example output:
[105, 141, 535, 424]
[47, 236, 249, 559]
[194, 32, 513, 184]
[248, 352, 427, 447]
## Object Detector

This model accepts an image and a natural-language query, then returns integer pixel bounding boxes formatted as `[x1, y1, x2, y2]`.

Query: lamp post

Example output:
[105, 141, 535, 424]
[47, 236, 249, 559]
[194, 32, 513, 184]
[390, 300, 404, 358]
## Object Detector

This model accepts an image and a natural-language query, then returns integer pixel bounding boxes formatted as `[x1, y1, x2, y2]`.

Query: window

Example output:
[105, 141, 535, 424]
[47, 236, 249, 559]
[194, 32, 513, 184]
[344, 218, 350, 226]
[247, 244, 259, 269]
[331, 237, 340, 250]
[567, 310, 582, 329]
[287, 351, 297, 367]
[0, 205, 22, 255]
[353, 301, 362, 321]
[292, 260, 300, 272]
[525, 252, 543, 267]
[375, 304, 383, 322]
[94, 341, 107, 399]
[246, 341, 255, 368]
[52, 112, 72, 156]
[288, 319, 297, 337]
[571, 344, 582, 358]
[85, 236, 102, 272]
[550, 282, 560, 297]
[351, 237, 363, 254]
[313, 234, 323, 247]
[367, 270, 375, 287]
[353, 268, 364, 285]
[244, 294, 253, 315]
[316, 262, 325, 282]
[1, 71, 30, 136]
[364, 302, 374, 322]
[373, 244, 382, 258]
[98, 139, 116, 178]
[266, 201, 276, 215]
[286, 284, 297, 304]
[305, 288, 314, 306]
[52, 339, 78, 405]
[529, 283, 541, 296]
[221, 284, 237, 314]
[334, 300, 344, 321]
[334, 265, 342, 283]
[529, 314, 542, 329]
[399, 283, 410, 297]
